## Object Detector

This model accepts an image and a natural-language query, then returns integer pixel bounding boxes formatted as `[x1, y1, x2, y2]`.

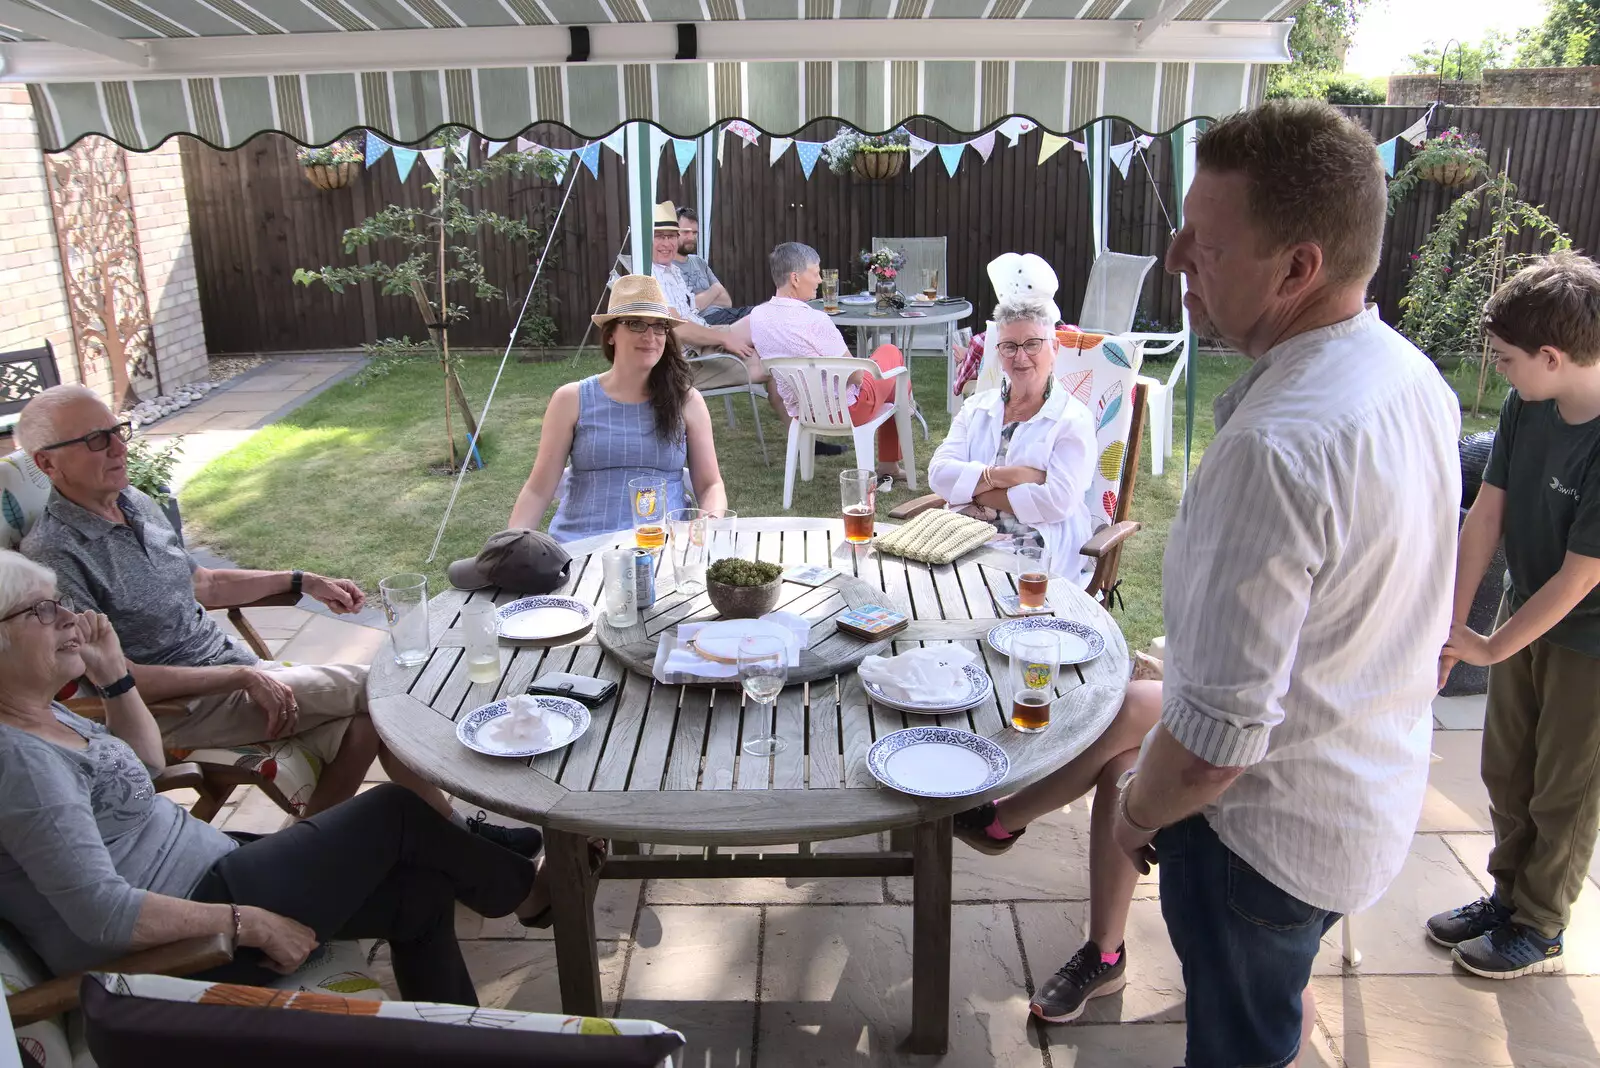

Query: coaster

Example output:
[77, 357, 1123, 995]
[997, 593, 1055, 618]
[783, 564, 841, 587]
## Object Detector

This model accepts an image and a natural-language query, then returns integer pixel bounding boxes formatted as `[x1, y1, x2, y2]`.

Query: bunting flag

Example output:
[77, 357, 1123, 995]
[1108, 139, 1140, 179]
[795, 141, 825, 178]
[908, 134, 935, 170]
[1038, 132, 1071, 164]
[576, 142, 602, 178]
[770, 137, 794, 165]
[601, 128, 627, 158]
[419, 147, 446, 178]
[672, 138, 697, 176]
[996, 117, 1036, 146]
[1399, 102, 1437, 147]
[938, 142, 965, 176]
[391, 146, 419, 182]
[725, 119, 761, 147]
[970, 131, 997, 163]
[485, 139, 509, 157]
[452, 131, 471, 161]
[364, 132, 390, 167]
[1378, 136, 1398, 177]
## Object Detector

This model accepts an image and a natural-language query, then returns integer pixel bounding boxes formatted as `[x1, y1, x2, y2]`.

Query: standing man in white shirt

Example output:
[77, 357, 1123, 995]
[1111, 101, 1462, 1066]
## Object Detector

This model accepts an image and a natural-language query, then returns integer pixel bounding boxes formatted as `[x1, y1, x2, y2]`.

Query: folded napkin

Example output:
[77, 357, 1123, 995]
[857, 643, 977, 703]
[653, 611, 811, 683]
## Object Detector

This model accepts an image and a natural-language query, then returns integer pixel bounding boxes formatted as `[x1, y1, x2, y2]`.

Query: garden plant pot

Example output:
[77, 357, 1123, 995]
[1419, 160, 1476, 187]
[707, 577, 782, 619]
[303, 162, 358, 190]
[853, 152, 905, 181]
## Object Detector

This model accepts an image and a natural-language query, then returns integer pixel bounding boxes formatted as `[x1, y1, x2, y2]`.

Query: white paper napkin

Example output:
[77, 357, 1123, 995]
[857, 644, 977, 703]
[653, 611, 811, 683]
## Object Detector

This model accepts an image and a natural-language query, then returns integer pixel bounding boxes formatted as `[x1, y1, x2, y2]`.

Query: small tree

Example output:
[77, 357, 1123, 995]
[294, 130, 563, 471]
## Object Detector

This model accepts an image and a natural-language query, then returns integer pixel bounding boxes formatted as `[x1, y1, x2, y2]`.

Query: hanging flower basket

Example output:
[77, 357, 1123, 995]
[1387, 128, 1487, 211]
[303, 162, 358, 190]
[295, 138, 364, 191]
[853, 150, 905, 181]
[824, 127, 912, 179]
[1418, 159, 1477, 187]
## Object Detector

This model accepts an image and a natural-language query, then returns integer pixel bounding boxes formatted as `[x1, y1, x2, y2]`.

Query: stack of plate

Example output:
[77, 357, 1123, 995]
[861, 663, 994, 715]
[985, 618, 1105, 664]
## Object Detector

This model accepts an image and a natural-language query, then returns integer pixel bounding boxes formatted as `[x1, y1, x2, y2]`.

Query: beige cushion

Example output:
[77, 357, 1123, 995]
[876, 510, 996, 565]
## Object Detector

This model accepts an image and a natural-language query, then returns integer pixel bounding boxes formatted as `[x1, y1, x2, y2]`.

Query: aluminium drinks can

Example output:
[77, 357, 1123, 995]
[632, 548, 656, 610]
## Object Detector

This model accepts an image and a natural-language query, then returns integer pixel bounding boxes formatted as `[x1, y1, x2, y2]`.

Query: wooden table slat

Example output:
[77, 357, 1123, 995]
[661, 685, 714, 792]
[901, 557, 942, 621]
[588, 674, 655, 793]
[700, 685, 743, 791]
[627, 679, 686, 792]
[555, 646, 632, 791]
[929, 557, 972, 621]
[837, 671, 877, 789]
[805, 677, 844, 790]
[528, 644, 583, 780]
[770, 684, 808, 790]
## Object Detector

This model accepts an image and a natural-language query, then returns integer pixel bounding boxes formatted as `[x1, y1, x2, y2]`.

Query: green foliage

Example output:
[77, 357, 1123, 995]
[125, 436, 184, 503]
[1265, 0, 1370, 97]
[296, 138, 364, 167]
[706, 558, 783, 587]
[1516, 0, 1600, 68]
[1405, 31, 1524, 80]
[516, 285, 560, 352]
[821, 127, 911, 176]
[1386, 128, 1488, 212]
[354, 337, 437, 382]
[1398, 174, 1571, 359]
[1266, 69, 1386, 104]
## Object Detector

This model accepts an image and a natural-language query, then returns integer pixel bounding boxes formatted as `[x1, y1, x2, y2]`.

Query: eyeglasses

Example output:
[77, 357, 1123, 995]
[41, 422, 133, 453]
[619, 319, 671, 336]
[994, 338, 1050, 358]
[0, 597, 73, 626]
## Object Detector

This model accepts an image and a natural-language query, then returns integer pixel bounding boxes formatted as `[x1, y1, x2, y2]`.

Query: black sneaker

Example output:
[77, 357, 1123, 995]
[1030, 941, 1127, 1023]
[1453, 922, 1564, 979]
[465, 811, 544, 857]
[814, 441, 845, 456]
[1426, 894, 1511, 948]
[952, 801, 1026, 856]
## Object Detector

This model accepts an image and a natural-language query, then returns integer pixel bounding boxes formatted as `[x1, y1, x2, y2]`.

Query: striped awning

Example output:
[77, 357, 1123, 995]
[1, 1, 1302, 151]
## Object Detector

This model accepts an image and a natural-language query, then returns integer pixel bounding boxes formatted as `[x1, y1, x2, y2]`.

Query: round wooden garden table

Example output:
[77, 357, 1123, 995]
[368, 516, 1128, 1053]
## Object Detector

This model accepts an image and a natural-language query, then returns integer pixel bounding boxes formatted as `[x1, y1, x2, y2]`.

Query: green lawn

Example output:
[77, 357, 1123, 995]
[182, 347, 1501, 656]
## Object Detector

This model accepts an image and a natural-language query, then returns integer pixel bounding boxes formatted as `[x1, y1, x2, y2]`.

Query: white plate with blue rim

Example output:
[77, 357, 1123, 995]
[840, 293, 876, 305]
[985, 618, 1105, 666]
[496, 596, 593, 642]
[867, 726, 1010, 798]
[457, 694, 591, 758]
[862, 663, 994, 715]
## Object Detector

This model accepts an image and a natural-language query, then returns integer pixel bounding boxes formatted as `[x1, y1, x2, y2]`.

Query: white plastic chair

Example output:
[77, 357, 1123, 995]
[762, 355, 915, 509]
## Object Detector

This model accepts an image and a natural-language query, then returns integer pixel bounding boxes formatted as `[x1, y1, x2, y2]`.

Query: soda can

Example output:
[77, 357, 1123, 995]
[632, 548, 656, 610]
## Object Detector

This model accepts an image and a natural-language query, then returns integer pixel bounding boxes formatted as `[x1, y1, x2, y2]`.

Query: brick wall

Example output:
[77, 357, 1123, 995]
[0, 85, 79, 388]
[1386, 75, 1481, 107]
[126, 144, 208, 393]
[1482, 67, 1600, 107]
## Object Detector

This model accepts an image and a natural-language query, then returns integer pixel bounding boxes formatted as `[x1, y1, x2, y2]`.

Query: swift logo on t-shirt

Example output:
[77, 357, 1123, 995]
[1550, 476, 1581, 502]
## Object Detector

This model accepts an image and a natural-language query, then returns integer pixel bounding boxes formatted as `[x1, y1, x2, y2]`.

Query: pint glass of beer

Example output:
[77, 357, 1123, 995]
[1008, 631, 1058, 733]
[840, 470, 876, 544]
[629, 476, 668, 549]
[1014, 545, 1048, 609]
[821, 268, 840, 313]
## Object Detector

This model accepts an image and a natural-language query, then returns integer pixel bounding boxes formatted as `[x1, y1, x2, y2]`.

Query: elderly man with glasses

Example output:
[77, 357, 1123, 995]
[10, 385, 540, 850]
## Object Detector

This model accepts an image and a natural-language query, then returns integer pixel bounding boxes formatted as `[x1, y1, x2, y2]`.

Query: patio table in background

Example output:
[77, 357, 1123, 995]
[813, 298, 974, 415]
[367, 516, 1126, 1053]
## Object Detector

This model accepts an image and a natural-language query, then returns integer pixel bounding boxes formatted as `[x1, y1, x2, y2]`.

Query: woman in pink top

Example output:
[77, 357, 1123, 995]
[747, 242, 904, 477]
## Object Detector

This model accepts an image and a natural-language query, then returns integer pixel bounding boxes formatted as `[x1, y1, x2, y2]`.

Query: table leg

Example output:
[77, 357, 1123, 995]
[547, 828, 603, 1016]
[908, 815, 953, 1054]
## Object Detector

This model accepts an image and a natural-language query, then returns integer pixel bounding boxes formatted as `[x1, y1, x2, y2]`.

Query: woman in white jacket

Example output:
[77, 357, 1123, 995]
[929, 297, 1097, 586]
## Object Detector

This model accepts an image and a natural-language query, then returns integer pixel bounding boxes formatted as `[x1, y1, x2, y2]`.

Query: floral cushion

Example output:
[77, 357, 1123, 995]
[168, 736, 324, 817]
[1, 922, 72, 1068]
[1051, 330, 1142, 529]
[0, 450, 51, 551]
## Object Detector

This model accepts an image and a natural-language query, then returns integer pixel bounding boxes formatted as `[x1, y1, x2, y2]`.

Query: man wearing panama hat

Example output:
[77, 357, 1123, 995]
[648, 201, 761, 392]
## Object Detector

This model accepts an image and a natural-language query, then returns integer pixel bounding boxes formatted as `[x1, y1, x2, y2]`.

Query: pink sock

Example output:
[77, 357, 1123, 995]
[1100, 948, 1122, 965]
[984, 813, 1014, 841]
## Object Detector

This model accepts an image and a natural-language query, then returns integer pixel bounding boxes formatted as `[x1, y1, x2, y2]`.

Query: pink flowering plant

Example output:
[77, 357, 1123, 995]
[860, 247, 906, 284]
[1387, 127, 1488, 211]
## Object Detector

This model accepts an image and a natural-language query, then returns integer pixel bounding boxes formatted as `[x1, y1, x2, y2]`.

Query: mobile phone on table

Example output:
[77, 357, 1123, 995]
[527, 672, 618, 706]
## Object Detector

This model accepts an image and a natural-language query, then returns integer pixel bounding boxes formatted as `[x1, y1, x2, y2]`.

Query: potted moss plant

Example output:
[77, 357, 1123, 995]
[296, 138, 364, 190]
[126, 435, 186, 542]
[705, 558, 783, 619]
[824, 128, 912, 181]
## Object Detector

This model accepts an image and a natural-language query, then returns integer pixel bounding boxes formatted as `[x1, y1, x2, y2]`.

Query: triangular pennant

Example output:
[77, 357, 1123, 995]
[452, 131, 471, 161]
[672, 138, 697, 176]
[1108, 140, 1139, 179]
[364, 132, 390, 167]
[971, 131, 996, 163]
[1378, 136, 1398, 177]
[1136, 134, 1154, 149]
[769, 137, 793, 165]
[1072, 140, 1087, 161]
[601, 128, 627, 158]
[1399, 115, 1428, 147]
[648, 125, 669, 164]
[392, 146, 419, 182]
[725, 119, 760, 146]
[576, 142, 602, 178]
[795, 141, 824, 179]
[997, 116, 1036, 146]
[485, 139, 509, 157]
[516, 136, 538, 154]
[938, 142, 965, 176]
[419, 147, 445, 178]
[908, 134, 935, 170]
[1037, 132, 1069, 165]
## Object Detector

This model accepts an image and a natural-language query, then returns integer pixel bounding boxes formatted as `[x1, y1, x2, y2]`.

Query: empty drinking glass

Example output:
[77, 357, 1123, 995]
[738, 634, 789, 756]
[379, 573, 430, 667]
[667, 507, 709, 596]
[706, 510, 740, 564]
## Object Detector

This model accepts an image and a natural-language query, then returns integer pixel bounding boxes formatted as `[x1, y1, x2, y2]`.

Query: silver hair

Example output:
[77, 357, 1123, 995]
[770, 242, 821, 289]
[0, 552, 57, 652]
[15, 384, 108, 456]
[992, 297, 1057, 332]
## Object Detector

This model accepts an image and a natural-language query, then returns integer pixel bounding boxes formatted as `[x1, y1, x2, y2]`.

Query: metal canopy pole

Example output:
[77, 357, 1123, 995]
[626, 121, 655, 277]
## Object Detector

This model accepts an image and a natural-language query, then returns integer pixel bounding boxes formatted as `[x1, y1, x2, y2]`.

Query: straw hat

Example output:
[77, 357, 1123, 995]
[653, 201, 681, 230]
[592, 274, 690, 328]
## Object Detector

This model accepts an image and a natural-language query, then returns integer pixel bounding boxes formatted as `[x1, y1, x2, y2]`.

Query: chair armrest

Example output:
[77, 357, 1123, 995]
[154, 762, 205, 793]
[877, 365, 908, 380]
[888, 495, 947, 521]
[8, 933, 235, 1027]
[221, 591, 301, 610]
[1081, 521, 1141, 558]
[1124, 332, 1184, 359]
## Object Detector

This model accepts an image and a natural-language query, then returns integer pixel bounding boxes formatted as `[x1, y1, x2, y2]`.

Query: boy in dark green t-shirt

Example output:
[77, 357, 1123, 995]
[1427, 252, 1600, 979]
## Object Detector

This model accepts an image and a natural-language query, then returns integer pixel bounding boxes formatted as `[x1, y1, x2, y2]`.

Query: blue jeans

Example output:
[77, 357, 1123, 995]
[1155, 815, 1341, 1068]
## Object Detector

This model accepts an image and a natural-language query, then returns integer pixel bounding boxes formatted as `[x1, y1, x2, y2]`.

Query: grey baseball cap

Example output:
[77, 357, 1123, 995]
[447, 529, 571, 594]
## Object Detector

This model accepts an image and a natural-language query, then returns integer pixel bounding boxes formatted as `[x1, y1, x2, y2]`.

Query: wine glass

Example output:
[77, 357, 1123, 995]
[738, 634, 788, 756]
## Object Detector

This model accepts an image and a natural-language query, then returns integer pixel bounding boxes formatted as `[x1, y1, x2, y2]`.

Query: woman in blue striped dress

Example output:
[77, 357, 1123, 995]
[508, 275, 728, 541]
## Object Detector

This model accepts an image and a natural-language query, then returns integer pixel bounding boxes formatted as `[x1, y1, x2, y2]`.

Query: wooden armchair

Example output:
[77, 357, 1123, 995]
[8, 930, 234, 1029]
[890, 380, 1147, 610]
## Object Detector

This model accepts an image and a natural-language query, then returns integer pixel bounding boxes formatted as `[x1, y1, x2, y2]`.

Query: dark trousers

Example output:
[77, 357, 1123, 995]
[702, 304, 753, 325]
[191, 784, 536, 1005]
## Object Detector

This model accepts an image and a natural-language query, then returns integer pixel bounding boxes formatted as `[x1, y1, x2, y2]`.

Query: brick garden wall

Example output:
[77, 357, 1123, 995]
[125, 144, 209, 392]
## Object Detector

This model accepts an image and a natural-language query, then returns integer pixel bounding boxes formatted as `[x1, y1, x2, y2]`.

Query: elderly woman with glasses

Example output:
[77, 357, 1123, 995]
[0, 551, 566, 1004]
[928, 296, 1097, 586]
[508, 275, 729, 542]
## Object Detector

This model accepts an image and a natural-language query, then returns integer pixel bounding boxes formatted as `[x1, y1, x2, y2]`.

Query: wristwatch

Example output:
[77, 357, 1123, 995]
[1116, 769, 1161, 836]
[99, 673, 137, 699]
[290, 570, 304, 597]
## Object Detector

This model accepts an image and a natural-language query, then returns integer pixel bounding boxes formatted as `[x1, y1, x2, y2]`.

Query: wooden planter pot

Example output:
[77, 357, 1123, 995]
[303, 162, 358, 190]
[852, 151, 906, 181]
[1419, 159, 1477, 187]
